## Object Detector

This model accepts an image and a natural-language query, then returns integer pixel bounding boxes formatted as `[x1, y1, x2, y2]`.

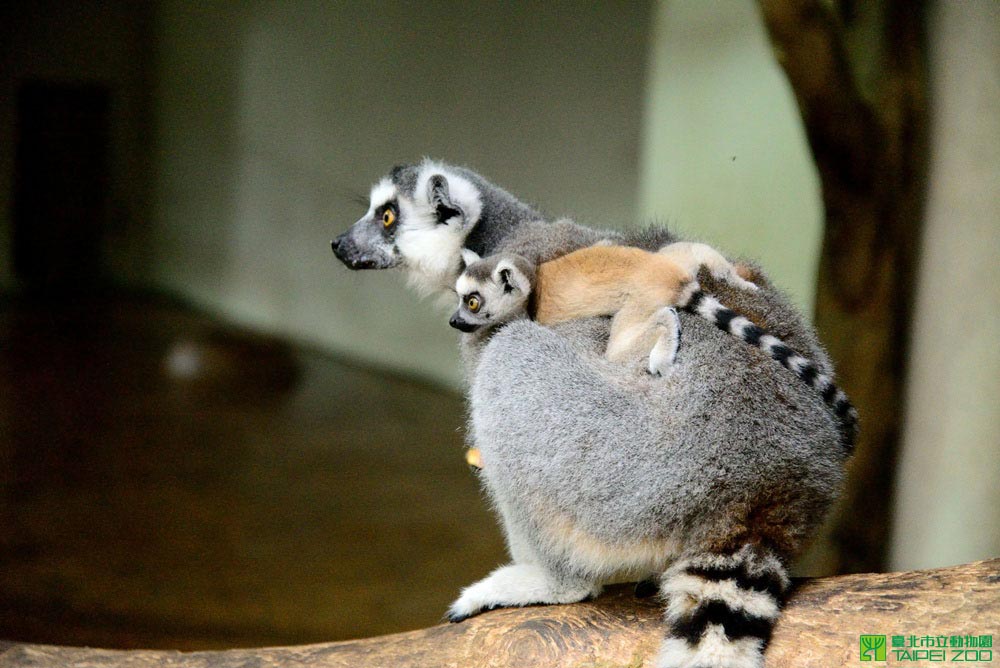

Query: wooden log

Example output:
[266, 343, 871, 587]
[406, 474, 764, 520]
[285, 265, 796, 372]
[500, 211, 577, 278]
[2, 559, 996, 668]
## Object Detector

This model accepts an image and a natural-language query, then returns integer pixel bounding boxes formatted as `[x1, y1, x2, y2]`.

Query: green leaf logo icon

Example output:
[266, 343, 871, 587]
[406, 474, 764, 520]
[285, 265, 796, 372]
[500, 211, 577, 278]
[860, 635, 887, 661]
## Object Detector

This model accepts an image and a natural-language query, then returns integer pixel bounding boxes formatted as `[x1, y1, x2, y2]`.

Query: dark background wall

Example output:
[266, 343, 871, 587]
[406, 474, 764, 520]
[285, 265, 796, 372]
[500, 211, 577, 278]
[0, 0, 154, 291]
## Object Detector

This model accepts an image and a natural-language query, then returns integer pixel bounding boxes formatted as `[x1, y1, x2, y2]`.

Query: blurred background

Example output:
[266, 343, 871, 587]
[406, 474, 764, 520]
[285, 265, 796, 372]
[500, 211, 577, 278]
[0, 0, 997, 652]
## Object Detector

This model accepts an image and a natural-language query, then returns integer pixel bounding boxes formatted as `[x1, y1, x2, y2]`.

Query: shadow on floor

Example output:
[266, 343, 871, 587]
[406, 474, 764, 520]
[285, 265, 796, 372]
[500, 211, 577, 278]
[0, 293, 506, 649]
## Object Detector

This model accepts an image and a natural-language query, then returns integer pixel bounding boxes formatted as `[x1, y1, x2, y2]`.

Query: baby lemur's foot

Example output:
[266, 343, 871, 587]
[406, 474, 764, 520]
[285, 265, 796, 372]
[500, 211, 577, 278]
[648, 307, 682, 377]
[658, 242, 758, 292]
[446, 563, 601, 622]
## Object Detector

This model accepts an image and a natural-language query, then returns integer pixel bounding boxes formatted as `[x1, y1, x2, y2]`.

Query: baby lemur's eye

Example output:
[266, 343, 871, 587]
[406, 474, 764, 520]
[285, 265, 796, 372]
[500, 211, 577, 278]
[382, 208, 396, 228]
[466, 295, 481, 313]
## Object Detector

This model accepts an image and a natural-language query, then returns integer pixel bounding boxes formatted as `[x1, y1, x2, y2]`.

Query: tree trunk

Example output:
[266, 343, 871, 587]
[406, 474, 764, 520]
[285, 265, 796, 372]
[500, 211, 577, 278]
[2, 559, 996, 668]
[757, 0, 928, 574]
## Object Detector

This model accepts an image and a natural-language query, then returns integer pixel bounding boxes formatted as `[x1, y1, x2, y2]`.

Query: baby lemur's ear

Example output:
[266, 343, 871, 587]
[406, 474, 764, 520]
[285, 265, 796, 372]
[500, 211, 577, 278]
[493, 259, 531, 295]
[460, 248, 481, 270]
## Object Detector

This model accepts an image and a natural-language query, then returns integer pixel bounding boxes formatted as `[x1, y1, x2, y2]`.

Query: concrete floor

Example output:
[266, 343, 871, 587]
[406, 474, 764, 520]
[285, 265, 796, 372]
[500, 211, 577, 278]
[0, 294, 506, 649]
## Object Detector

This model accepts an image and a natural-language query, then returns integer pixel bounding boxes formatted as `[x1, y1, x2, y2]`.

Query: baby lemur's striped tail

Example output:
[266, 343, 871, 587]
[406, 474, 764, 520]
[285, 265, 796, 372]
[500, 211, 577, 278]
[656, 545, 790, 668]
[677, 285, 858, 453]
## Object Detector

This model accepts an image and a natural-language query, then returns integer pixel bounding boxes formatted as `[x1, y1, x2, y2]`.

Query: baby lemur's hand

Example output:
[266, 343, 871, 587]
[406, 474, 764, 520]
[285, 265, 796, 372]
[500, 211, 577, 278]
[465, 448, 483, 471]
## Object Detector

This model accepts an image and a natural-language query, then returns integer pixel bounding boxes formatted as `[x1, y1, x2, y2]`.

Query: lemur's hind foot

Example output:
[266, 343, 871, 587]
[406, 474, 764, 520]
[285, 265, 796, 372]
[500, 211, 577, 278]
[658, 242, 759, 292]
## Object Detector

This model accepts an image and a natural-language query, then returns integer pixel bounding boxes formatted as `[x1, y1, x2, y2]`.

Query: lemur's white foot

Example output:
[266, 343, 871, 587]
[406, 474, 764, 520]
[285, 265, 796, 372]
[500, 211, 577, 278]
[648, 307, 682, 377]
[659, 242, 758, 291]
[446, 563, 601, 622]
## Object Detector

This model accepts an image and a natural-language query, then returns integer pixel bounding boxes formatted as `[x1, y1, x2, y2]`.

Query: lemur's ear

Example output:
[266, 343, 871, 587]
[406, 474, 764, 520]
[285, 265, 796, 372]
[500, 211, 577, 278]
[460, 248, 481, 270]
[428, 174, 463, 225]
[494, 260, 530, 295]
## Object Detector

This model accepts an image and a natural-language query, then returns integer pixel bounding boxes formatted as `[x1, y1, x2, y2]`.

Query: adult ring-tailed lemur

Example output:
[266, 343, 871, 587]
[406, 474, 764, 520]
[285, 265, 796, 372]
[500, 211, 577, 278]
[331, 159, 854, 668]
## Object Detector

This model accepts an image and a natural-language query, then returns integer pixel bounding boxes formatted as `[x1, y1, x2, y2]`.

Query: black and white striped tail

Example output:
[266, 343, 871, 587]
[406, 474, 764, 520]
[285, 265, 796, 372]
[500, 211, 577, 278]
[677, 285, 859, 453]
[655, 545, 790, 668]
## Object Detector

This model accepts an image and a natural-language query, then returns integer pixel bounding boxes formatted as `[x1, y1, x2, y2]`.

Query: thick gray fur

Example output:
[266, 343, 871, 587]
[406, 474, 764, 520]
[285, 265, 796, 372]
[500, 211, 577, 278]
[466, 238, 843, 563]
[470, 279, 842, 561]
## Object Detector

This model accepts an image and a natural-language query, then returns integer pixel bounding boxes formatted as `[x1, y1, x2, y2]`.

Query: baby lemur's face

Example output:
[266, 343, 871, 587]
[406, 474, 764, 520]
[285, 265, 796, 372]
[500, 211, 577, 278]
[449, 250, 535, 333]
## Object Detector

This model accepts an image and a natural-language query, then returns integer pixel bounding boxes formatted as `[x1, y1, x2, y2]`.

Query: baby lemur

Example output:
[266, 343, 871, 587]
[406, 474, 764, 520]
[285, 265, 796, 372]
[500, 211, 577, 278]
[452, 241, 756, 375]
[452, 241, 858, 451]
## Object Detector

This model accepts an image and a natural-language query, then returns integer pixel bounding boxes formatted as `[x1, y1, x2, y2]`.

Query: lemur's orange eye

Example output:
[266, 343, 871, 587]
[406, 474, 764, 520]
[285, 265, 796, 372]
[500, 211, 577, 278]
[382, 209, 396, 228]
[466, 295, 481, 313]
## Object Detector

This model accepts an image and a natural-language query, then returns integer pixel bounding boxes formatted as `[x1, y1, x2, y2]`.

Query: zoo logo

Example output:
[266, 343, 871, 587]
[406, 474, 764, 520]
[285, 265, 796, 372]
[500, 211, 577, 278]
[861, 635, 888, 661]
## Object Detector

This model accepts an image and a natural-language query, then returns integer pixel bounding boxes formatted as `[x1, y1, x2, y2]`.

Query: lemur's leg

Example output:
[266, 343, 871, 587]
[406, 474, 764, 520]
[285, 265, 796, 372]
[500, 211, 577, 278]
[448, 505, 602, 622]
[648, 307, 682, 377]
[606, 301, 661, 363]
[446, 562, 601, 622]
[658, 242, 758, 292]
[654, 544, 791, 668]
[494, 502, 539, 566]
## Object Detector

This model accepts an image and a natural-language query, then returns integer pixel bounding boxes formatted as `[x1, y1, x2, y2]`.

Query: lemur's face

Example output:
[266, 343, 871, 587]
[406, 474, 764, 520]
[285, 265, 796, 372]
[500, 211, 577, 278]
[331, 161, 484, 294]
[450, 251, 532, 333]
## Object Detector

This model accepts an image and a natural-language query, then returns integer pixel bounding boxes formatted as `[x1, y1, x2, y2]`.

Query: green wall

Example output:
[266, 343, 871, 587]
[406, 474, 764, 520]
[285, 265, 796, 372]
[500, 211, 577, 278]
[639, 0, 822, 315]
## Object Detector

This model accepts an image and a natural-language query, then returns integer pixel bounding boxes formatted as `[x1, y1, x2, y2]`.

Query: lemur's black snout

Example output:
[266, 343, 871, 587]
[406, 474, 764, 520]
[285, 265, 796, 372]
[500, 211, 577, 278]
[330, 233, 351, 263]
[449, 312, 479, 333]
[331, 233, 373, 269]
[332, 215, 403, 271]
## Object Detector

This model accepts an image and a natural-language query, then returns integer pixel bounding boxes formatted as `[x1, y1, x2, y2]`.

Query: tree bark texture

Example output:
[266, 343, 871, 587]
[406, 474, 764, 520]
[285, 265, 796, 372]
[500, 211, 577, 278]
[2, 559, 997, 668]
[758, 0, 928, 574]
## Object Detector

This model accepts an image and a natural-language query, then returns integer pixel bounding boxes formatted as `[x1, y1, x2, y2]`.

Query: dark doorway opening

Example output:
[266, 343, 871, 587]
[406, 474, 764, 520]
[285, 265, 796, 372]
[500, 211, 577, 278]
[12, 81, 112, 293]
